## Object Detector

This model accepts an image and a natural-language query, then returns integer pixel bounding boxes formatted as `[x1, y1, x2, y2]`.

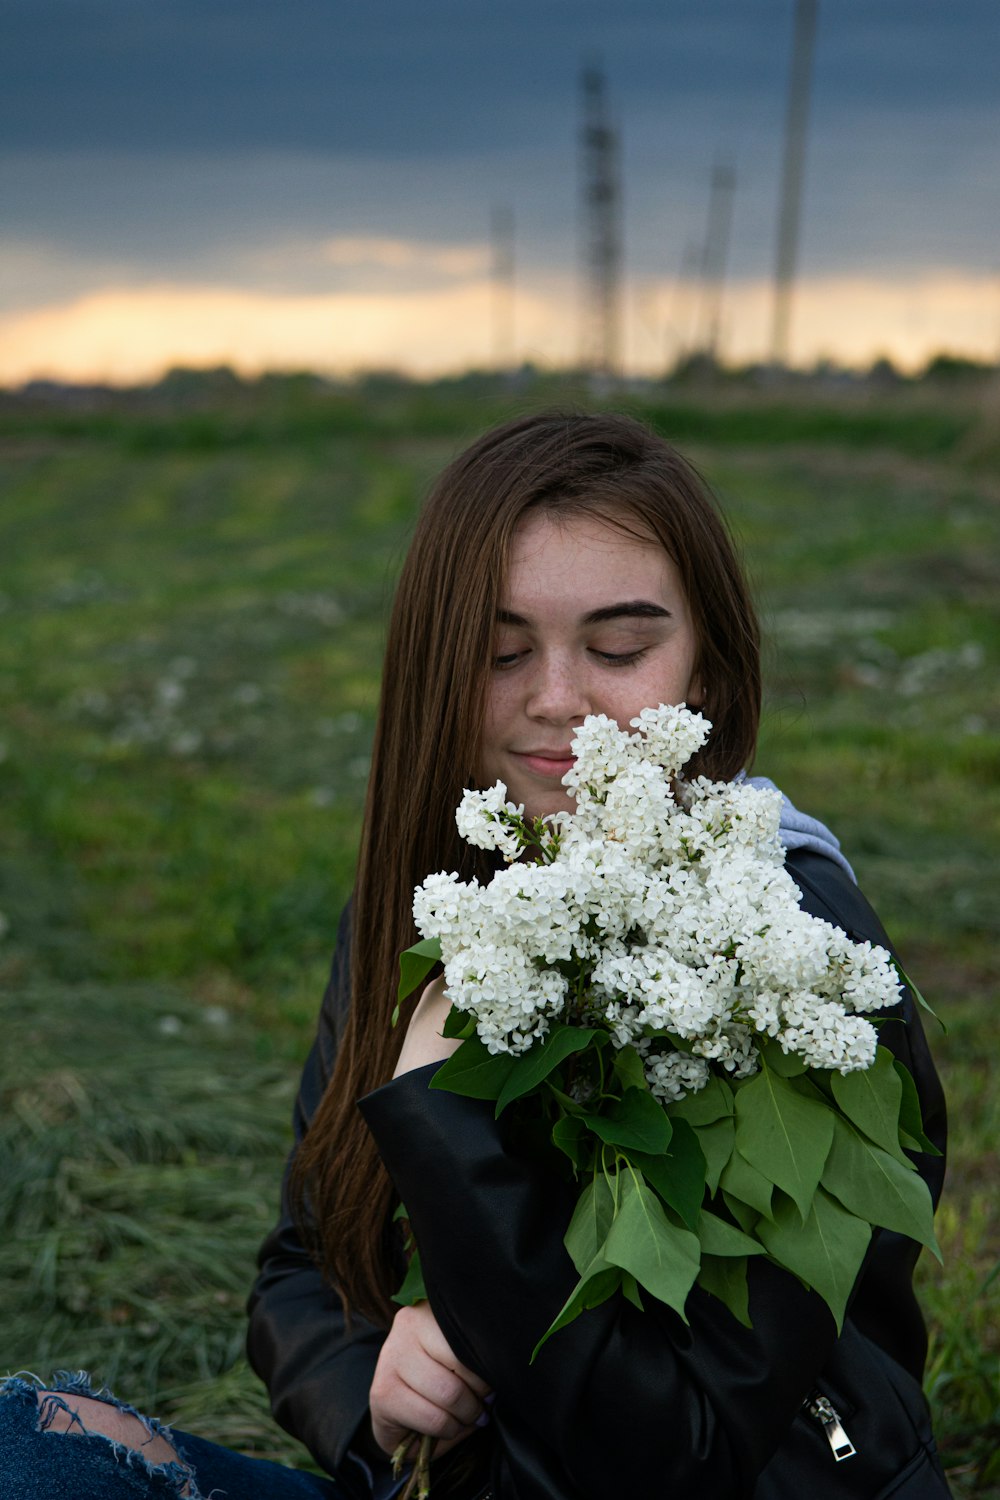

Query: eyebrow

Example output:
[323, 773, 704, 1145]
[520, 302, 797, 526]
[497, 601, 673, 627]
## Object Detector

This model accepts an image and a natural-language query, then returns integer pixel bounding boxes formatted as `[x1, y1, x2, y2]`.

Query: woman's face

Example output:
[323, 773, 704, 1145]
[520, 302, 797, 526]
[479, 510, 701, 821]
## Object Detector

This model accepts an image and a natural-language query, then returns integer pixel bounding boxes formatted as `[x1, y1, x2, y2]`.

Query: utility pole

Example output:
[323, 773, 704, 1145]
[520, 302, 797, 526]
[579, 64, 623, 380]
[491, 205, 515, 370]
[771, 0, 818, 367]
[664, 239, 703, 371]
[695, 158, 737, 362]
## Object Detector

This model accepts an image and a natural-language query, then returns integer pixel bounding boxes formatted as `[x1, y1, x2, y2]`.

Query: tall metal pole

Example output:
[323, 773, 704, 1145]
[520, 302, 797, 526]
[771, 0, 818, 366]
[491, 205, 515, 370]
[696, 158, 737, 361]
[665, 239, 704, 370]
[579, 64, 623, 380]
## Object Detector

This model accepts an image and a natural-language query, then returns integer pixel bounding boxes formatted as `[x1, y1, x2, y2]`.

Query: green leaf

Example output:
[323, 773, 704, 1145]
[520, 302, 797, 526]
[392, 1248, 427, 1306]
[625, 1118, 706, 1230]
[821, 1117, 941, 1259]
[696, 1208, 764, 1258]
[495, 1026, 599, 1116]
[697, 1253, 751, 1327]
[757, 1187, 872, 1332]
[667, 1074, 735, 1127]
[830, 1046, 907, 1163]
[429, 1033, 517, 1099]
[603, 1173, 701, 1321]
[892, 957, 944, 1030]
[760, 1038, 806, 1077]
[441, 1004, 476, 1040]
[693, 1115, 736, 1195]
[564, 1171, 616, 1276]
[551, 1113, 589, 1168]
[393, 937, 442, 1023]
[719, 1147, 775, 1221]
[531, 1258, 622, 1361]
[796, 1068, 836, 1105]
[893, 1058, 942, 1156]
[621, 1273, 644, 1310]
[721, 1193, 758, 1234]
[581, 1087, 672, 1154]
[611, 1044, 648, 1093]
[734, 1063, 834, 1220]
[546, 1081, 585, 1116]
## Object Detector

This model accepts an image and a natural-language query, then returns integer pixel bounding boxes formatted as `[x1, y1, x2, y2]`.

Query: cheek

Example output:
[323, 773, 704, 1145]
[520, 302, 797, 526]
[477, 688, 506, 774]
[665, 632, 701, 707]
[483, 678, 515, 734]
[634, 654, 697, 716]
[681, 655, 703, 709]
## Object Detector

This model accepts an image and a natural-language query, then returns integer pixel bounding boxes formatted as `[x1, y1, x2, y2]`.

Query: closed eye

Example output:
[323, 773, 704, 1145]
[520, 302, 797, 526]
[591, 648, 645, 666]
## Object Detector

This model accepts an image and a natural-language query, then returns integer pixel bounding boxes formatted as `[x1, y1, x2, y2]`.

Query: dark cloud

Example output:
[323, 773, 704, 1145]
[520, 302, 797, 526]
[1, 0, 997, 312]
[3, 0, 998, 154]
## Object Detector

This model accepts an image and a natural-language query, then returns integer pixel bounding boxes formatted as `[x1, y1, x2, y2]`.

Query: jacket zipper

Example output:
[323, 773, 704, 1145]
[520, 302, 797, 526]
[805, 1391, 856, 1461]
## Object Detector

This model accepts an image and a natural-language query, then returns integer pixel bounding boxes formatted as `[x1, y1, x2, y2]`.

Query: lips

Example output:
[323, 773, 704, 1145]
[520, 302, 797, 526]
[513, 750, 577, 778]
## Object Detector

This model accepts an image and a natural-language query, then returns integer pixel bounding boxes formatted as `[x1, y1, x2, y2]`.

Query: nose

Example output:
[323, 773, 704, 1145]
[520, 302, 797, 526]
[525, 649, 590, 725]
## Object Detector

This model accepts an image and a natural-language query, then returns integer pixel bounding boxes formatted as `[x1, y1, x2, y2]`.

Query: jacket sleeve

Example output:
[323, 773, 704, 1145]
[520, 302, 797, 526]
[245, 900, 393, 1486]
[357, 852, 946, 1500]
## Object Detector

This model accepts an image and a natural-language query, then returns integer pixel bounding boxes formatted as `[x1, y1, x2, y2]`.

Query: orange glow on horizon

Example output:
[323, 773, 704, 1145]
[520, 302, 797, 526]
[0, 268, 997, 386]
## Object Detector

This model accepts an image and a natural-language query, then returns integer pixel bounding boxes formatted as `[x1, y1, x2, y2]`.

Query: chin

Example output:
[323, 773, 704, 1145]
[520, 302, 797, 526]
[523, 792, 576, 823]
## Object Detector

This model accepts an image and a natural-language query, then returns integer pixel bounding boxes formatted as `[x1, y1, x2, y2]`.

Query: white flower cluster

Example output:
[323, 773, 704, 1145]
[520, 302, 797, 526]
[455, 783, 525, 861]
[413, 706, 901, 1093]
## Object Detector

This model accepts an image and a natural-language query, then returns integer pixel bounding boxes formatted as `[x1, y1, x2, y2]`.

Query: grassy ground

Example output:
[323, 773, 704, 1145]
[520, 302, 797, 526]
[1, 379, 997, 1487]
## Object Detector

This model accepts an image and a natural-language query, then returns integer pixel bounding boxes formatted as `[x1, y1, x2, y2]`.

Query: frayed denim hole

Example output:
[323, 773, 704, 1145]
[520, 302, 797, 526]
[49, 1369, 105, 1401]
[32, 1383, 206, 1500]
[37, 1389, 92, 1436]
[44, 1371, 183, 1454]
[113, 1443, 205, 1500]
[0, 1372, 46, 1404]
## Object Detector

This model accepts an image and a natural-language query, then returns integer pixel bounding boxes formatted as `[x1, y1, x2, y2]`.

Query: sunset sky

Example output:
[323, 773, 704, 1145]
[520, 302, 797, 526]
[3, 0, 998, 383]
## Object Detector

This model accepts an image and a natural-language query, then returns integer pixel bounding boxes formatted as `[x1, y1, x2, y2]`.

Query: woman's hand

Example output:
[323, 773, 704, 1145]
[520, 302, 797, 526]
[393, 974, 461, 1077]
[369, 1301, 492, 1460]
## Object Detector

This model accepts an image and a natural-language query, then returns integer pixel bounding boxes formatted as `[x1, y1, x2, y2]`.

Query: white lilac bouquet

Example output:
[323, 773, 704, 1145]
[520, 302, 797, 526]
[395, 706, 940, 1350]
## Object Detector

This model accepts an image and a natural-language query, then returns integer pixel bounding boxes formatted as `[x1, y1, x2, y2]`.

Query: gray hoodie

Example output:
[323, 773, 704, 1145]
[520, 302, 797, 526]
[743, 774, 856, 882]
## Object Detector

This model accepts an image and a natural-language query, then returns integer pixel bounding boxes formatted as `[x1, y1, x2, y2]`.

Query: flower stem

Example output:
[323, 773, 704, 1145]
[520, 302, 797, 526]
[393, 1433, 434, 1500]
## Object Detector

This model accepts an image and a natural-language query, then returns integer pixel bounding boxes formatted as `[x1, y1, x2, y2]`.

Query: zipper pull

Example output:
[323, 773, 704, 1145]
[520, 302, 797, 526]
[807, 1393, 856, 1461]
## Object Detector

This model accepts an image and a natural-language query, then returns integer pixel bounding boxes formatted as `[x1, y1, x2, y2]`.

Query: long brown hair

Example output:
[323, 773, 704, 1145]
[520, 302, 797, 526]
[291, 410, 761, 1325]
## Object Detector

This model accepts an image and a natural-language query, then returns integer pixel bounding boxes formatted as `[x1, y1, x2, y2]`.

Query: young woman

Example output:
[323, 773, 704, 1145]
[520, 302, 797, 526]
[1, 412, 949, 1498]
[251, 411, 949, 1498]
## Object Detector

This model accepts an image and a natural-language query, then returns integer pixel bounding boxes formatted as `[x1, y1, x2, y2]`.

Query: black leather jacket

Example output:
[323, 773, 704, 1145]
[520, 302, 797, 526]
[247, 849, 950, 1498]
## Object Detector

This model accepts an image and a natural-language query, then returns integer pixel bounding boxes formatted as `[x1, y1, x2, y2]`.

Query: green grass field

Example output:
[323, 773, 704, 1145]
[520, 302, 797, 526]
[1, 378, 998, 1487]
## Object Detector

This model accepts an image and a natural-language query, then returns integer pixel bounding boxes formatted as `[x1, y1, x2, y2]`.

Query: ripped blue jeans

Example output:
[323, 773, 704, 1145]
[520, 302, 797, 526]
[0, 1372, 359, 1500]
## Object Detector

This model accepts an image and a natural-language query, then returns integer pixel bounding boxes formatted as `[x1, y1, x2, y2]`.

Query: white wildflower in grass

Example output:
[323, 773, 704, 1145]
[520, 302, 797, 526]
[398, 704, 934, 1349]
